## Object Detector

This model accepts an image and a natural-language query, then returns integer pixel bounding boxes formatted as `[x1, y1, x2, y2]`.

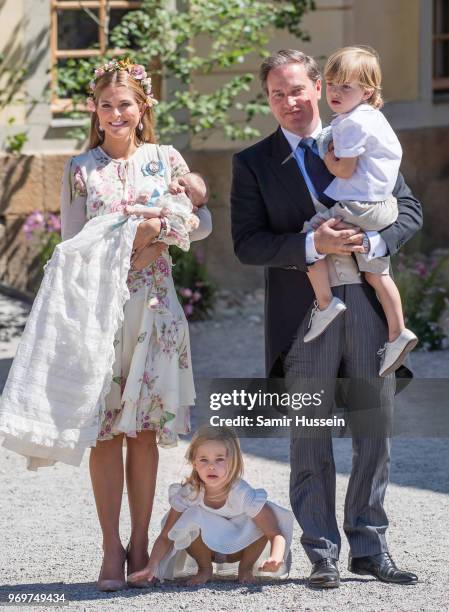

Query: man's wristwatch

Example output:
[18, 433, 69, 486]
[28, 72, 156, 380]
[362, 233, 370, 254]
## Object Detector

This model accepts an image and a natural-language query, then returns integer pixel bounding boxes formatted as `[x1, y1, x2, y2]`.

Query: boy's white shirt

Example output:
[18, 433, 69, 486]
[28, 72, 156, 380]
[281, 126, 387, 264]
[325, 103, 402, 202]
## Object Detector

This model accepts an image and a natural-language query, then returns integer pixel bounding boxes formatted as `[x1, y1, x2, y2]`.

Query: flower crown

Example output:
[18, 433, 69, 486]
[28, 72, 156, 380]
[86, 57, 158, 112]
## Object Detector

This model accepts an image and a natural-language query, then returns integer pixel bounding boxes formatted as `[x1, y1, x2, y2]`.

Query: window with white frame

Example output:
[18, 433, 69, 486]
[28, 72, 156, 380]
[50, 0, 142, 112]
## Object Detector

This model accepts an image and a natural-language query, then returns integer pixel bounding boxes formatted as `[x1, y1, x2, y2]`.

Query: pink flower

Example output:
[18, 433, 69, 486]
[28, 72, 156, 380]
[94, 68, 105, 78]
[47, 213, 61, 232]
[156, 258, 170, 277]
[180, 287, 193, 298]
[415, 262, 428, 277]
[184, 303, 194, 317]
[142, 77, 152, 90]
[192, 291, 202, 302]
[86, 97, 96, 112]
[141, 371, 152, 387]
[23, 210, 48, 240]
[131, 65, 146, 80]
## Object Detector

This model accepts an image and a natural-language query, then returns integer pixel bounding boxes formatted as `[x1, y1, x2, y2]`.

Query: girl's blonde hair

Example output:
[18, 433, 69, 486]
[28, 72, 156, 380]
[88, 69, 157, 149]
[324, 46, 383, 109]
[184, 426, 244, 498]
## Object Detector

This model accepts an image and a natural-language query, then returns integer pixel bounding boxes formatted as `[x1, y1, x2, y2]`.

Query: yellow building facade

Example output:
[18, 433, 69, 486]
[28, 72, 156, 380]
[0, 0, 448, 291]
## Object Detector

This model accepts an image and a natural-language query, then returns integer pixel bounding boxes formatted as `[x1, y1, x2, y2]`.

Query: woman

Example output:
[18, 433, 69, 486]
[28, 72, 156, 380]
[1, 58, 212, 591]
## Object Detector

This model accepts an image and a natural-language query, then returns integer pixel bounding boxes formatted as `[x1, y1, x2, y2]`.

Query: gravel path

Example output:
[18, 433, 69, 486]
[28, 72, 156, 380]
[0, 292, 448, 611]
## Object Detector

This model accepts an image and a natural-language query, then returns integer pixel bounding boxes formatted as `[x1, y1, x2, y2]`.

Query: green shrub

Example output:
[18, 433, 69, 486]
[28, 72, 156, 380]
[394, 251, 449, 350]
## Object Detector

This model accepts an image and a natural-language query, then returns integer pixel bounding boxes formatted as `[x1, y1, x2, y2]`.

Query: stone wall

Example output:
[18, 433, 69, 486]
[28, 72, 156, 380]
[1, 125, 448, 294]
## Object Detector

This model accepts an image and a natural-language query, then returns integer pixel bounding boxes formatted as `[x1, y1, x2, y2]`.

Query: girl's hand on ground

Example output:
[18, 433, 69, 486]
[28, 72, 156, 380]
[131, 243, 166, 271]
[258, 557, 282, 572]
[127, 563, 157, 584]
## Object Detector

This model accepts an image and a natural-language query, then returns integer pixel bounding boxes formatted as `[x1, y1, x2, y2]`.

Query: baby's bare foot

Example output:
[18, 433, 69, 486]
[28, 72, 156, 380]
[187, 565, 213, 586]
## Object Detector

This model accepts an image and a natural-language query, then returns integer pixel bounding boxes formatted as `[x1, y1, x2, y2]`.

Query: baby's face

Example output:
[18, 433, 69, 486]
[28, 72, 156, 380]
[180, 173, 207, 207]
[194, 440, 229, 489]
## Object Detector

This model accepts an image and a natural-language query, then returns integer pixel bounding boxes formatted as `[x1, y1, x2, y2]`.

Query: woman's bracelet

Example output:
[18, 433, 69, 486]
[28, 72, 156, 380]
[156, 217, 169, 242]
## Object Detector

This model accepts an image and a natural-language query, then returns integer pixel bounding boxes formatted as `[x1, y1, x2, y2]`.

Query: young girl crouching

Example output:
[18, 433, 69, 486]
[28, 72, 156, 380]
[128, 426, 294, 585]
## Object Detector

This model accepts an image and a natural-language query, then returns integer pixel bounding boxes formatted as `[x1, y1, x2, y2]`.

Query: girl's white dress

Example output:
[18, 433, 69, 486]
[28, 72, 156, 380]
[156, 479, 294, 580]
[0, 144, 211, 469]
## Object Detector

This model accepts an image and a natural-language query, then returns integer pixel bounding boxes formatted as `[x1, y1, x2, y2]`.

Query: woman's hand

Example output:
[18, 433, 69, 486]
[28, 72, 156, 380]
[132, 218, 162, 252]
[131, 243, 167, 271]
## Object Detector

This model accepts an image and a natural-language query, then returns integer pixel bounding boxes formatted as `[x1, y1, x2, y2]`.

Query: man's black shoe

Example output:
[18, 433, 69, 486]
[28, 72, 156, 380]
[348, 552, 418, 584]
[308, 558, 340, 589]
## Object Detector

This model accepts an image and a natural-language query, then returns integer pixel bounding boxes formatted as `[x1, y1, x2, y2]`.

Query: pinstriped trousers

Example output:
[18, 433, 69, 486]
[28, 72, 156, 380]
[284, 284, 395, 562]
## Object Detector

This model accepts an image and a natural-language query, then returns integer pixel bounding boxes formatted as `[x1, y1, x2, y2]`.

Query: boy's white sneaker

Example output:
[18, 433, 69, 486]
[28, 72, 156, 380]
[303, 297, 347, 343]
[378, 328, 418, 377]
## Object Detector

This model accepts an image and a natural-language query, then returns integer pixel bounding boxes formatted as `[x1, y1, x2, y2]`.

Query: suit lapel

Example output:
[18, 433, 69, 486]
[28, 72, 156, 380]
[267, 127, 316, 220]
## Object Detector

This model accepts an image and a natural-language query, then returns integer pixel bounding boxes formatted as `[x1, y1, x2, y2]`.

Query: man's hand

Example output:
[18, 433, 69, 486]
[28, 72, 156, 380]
[314, 218, 366, 255]
[131, 243, 167, 271]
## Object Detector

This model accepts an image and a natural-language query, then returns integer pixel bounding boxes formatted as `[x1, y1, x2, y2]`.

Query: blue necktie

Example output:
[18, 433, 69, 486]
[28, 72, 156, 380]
[297, 137, 336, 208]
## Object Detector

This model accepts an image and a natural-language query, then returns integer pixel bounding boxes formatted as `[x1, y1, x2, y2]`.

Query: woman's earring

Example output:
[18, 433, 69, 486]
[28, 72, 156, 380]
[138, 121, 143, 131]
[99, 125, 104, 132]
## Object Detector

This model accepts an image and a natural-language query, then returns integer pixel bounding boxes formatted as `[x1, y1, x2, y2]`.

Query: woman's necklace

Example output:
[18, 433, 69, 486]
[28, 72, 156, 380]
[101, 139, 139, 161]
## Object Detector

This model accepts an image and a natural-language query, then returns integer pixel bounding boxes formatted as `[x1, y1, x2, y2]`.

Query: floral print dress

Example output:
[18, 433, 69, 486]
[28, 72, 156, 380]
[60, 144, 202, 448]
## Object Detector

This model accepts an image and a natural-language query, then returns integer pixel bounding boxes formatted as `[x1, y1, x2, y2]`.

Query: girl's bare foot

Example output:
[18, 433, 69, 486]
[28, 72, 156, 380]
[187, 564, 213, 586]
[238, 566, 256, 584]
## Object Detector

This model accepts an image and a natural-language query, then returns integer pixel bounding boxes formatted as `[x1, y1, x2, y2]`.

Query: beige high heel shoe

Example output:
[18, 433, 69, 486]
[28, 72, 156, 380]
[126, 542, 151, 589]
[97, 550, 127, 592]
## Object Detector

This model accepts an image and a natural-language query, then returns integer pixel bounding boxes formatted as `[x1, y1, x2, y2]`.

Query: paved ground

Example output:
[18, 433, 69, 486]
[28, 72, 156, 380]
[0, 291, 448, 611]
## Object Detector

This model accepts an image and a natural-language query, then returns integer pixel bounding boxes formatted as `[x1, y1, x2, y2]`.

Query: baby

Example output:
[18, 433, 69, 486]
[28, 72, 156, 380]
[126, 171, 208, 267]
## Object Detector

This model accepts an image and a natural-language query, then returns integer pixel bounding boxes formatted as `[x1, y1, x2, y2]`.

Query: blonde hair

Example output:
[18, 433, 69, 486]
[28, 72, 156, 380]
[88, 69, 157, 149]
[324, 46, 383, 109]
[184, 426, 244, 499]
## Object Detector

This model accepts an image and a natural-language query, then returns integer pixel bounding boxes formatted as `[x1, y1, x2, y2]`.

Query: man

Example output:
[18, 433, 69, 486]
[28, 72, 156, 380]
[231, 50, 422, 588]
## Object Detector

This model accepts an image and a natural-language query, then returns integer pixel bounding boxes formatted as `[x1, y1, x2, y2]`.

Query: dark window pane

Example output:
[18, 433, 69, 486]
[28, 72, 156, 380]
[57, 10, 99, 50]
[434, 41, 449, 78]
[109, 9, 129, 31]
[108, 9, 140, 50]
[434, 0, 449, 34]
